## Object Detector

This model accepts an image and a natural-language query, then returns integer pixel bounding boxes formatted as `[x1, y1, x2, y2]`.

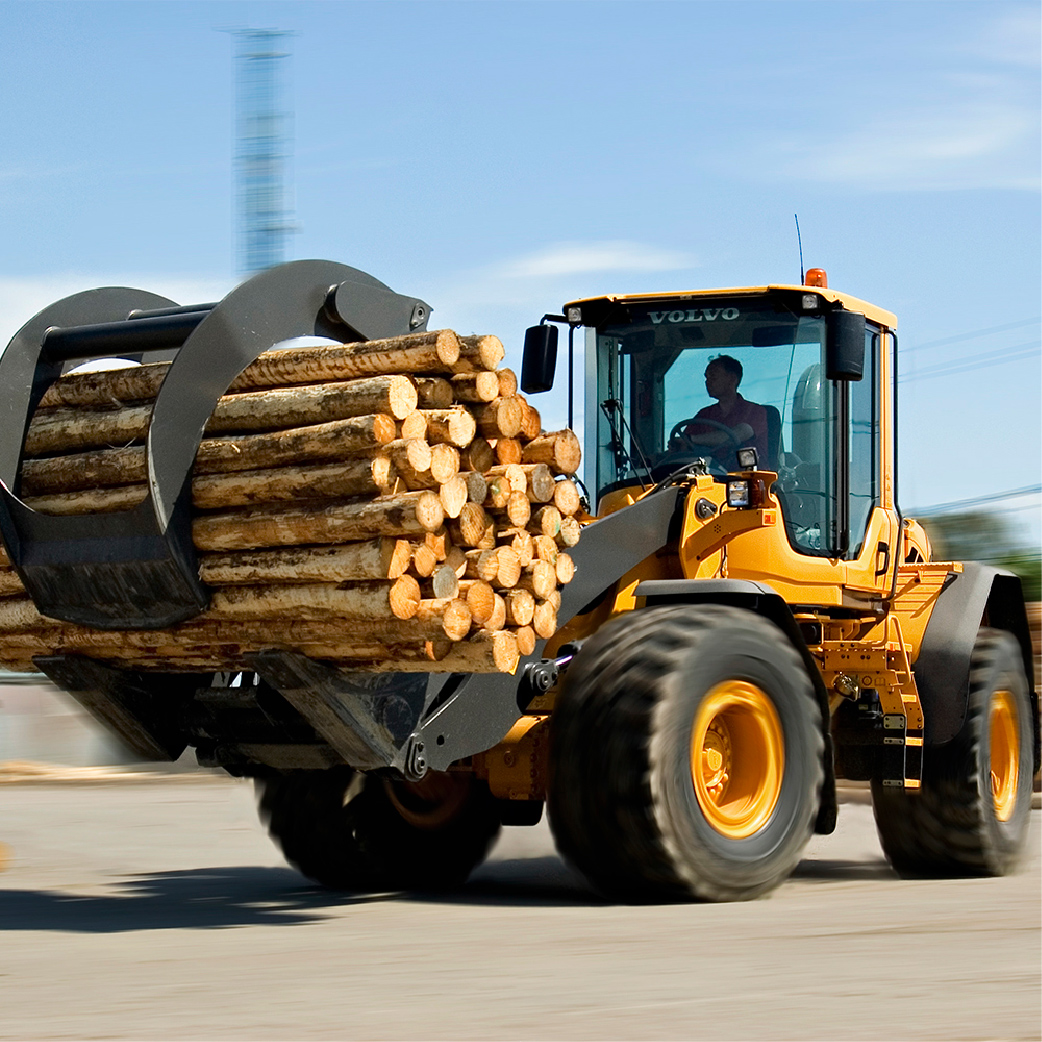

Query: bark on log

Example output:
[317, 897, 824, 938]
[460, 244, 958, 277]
[193, 415, 397, 475]
[205, 375, 418, 431]
[0, 570, 24, 598]
[20, 444, 148, 495]
[23, 486, 147, 517]
[28, 455, 404, 515]
[462, 471, 487, 505]
[25, 403, 152, 456]
[25, 377, 417, 456]
[0, 598, 474, 651]
[38, 362, 168, 409]
[227, 330, 462, 388]
[198, 539, 410, 585]
[192, 458, 397, 510]
[192, 491, 444, 551]
[207, 577, 421, 622]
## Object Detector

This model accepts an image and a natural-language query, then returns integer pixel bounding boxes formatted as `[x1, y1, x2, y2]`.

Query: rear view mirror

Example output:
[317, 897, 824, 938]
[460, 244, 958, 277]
[826, 310, 865, 381]
[521, 324, 558, 393]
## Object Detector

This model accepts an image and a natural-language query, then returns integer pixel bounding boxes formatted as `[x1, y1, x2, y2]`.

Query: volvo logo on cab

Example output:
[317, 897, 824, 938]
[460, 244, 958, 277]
[649, 307, 740, 324]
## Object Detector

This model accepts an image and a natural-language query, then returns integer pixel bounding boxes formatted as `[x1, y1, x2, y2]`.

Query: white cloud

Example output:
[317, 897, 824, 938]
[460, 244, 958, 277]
[779, 99, 1039, 191]
[0, 274, 235, 349]
[970, 6, 1042, 67]
[497, 241, 694, 279]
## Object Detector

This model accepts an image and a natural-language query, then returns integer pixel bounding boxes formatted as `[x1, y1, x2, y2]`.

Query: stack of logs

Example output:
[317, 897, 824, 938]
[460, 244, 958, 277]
[0, 329, 584, 675]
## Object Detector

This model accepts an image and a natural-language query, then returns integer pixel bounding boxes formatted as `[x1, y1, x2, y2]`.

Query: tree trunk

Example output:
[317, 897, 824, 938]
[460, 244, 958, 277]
[192, 491, 444, 551]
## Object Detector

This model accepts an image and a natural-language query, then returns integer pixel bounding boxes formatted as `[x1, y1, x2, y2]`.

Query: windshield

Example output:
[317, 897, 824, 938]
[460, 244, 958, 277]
[587, 296, 842, 553]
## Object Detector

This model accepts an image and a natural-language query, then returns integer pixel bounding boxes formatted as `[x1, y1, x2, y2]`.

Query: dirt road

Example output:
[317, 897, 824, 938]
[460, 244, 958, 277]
[0, 777, 1038, 1041]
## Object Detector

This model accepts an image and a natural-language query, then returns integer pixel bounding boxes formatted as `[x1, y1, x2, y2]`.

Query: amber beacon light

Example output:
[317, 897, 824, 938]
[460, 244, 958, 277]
[804, 268, 828, 288]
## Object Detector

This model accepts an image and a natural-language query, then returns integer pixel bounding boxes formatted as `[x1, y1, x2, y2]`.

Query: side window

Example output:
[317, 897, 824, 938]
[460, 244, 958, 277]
[847, 326, 879, 557]
[781, 357, 833, 556]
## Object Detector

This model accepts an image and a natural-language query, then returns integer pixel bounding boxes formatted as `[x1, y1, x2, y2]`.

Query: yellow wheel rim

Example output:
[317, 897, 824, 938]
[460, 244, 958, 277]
[690, 680, 784, 839]
[990, 689, 1019, 823]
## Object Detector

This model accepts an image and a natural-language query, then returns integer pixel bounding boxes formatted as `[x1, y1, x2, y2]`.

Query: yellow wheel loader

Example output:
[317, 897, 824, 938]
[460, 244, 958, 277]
[0, 261, 1036, 901]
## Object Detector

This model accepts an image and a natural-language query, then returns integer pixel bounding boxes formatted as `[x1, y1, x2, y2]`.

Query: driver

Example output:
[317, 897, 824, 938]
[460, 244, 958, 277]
[672, 355, 768, 469]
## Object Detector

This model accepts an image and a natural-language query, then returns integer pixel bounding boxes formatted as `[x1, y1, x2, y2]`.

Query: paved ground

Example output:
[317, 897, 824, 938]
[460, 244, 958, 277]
[0, 778, 1038, 1041]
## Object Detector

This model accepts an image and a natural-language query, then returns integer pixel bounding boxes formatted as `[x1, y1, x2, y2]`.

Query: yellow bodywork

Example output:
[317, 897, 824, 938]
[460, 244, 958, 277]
[564, 284, 897, 331]
[478, 281, 963, 805]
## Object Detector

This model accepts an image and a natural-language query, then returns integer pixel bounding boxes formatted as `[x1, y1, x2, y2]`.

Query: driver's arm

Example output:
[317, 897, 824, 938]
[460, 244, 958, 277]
[678, 421, 754, 446]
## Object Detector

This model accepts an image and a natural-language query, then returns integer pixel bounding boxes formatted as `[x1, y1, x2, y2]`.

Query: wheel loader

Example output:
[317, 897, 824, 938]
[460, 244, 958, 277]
[0, 260, 1036, 901]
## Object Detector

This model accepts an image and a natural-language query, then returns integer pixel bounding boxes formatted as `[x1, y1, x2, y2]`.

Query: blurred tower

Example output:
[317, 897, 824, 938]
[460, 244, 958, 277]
[230, 29, 295, 276]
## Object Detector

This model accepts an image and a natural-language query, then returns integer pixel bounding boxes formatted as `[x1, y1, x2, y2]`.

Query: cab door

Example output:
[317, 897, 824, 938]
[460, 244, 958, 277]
[843, 324, 899, 597]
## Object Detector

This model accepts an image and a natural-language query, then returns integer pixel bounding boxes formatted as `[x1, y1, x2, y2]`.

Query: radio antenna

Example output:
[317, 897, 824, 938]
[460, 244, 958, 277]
[794, 213, 805, 284]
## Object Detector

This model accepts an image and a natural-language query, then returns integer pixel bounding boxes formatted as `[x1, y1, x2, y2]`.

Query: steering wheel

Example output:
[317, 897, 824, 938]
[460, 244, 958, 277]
[668, 417, 743, 453]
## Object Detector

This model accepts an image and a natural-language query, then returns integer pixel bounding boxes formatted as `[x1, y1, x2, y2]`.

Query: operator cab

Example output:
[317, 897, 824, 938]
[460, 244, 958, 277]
[524, 280, 896, 562]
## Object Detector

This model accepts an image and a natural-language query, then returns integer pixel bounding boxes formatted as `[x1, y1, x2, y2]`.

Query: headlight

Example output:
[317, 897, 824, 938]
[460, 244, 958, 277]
[727, 480, 751, 509]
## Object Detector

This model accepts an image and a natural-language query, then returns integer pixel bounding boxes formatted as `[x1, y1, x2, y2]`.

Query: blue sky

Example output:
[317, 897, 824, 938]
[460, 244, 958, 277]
[1, 1, 1039, 538]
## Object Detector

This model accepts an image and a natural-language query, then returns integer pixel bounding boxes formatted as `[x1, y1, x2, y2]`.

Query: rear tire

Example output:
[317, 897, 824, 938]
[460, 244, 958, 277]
[547, 604, 824, 902]
[257, 767, 501, 891]
[872, 628, 1033, 877]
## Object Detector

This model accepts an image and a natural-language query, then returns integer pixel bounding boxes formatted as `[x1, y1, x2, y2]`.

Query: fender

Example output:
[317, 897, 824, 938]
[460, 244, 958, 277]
[914, 562, 1038, 767]
[634, 578, 837, 835]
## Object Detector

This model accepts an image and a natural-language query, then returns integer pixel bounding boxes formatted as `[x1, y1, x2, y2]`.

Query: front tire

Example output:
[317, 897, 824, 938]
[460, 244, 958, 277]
[547, 604, 824, 902]
[257, 767, 501, 891]
[872, 628, 1033, 877]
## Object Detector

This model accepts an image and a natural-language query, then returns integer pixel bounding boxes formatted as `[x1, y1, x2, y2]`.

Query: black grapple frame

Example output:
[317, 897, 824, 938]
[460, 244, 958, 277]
[0, 260, 676, 780]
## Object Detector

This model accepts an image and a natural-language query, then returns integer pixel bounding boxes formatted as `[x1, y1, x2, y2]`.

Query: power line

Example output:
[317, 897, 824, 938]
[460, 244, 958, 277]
[903, 317, 1041, 354]
[899, 339, 1040, 382]
[907, 483, 1041, 515]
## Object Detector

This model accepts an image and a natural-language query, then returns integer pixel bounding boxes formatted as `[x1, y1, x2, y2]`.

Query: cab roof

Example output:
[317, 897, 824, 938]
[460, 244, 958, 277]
[563, 284, 897, 329]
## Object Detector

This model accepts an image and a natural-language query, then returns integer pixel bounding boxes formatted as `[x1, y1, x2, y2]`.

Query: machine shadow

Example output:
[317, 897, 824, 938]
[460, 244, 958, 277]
[0, 851, 898, 932]
[0, 866, 368, 933]
[0, 856, 600, 933]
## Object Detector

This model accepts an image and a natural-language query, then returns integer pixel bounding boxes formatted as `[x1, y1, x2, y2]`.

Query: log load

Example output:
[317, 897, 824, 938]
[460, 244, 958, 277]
[0, 328, 584, 676]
